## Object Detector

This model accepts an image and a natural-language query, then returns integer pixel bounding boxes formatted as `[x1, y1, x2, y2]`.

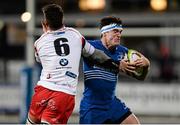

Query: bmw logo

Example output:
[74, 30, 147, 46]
[59, 58, 68, 66]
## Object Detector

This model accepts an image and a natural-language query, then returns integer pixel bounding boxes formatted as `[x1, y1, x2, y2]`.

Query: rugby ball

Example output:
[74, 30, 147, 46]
[127, 49, 143, 76]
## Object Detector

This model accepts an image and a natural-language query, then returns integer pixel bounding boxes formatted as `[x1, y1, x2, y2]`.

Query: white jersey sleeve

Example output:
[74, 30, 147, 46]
[82, 39, 95, 57]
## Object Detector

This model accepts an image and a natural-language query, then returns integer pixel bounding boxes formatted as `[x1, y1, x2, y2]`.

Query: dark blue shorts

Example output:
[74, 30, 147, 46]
[79, 97, 132, 124]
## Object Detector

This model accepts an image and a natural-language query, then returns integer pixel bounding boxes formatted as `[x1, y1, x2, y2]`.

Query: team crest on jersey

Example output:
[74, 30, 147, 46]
[117, 52, 124, 60]
[59, 58, 68, 66]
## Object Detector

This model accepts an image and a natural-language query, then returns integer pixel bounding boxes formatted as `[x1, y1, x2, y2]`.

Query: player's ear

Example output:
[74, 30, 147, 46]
[103, 33, 107, 37]
[41, 20, 48, 33]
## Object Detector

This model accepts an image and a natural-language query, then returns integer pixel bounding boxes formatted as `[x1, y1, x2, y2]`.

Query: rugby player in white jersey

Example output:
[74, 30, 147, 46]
[26, 4, 123, 124]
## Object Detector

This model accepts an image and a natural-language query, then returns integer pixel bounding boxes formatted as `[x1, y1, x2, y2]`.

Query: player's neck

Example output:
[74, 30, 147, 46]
[101, 39, 116, 53]
[101, 38, 108, 49]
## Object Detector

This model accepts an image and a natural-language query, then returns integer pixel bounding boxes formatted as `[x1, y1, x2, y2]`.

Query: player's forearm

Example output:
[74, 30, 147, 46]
[85, 49, 119, 73]
[144, 57, 150, 67]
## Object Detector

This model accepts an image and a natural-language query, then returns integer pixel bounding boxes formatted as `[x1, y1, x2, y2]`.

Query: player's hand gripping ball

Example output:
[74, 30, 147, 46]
[127, 49, 143, 76]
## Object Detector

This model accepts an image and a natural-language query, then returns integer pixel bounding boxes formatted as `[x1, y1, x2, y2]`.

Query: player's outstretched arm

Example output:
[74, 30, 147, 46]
[83, 49, 120, 73]
[82, 41, 119, 73]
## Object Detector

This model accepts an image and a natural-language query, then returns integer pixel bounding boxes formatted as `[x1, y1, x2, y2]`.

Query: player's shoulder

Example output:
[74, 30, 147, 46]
[87, 39, 101, 45]
[116, 45, 128, 53]
[65, 27, 82, 36]
[86, 40, 103, 50]
[34, 32, 48, 46]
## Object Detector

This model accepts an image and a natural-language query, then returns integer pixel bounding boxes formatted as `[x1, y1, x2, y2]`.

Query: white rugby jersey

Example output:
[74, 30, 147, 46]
[34, 27, 95, 95]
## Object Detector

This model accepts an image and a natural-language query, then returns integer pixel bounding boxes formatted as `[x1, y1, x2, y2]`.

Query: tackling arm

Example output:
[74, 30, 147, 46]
[82, 41, 119, 73]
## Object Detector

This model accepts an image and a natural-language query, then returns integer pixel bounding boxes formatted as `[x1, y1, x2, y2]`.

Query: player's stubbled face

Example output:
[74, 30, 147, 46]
[105, 29, 122, 47]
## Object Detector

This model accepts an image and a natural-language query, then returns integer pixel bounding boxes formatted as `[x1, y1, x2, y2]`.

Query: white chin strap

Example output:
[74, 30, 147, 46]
[100, 23, 123, 34]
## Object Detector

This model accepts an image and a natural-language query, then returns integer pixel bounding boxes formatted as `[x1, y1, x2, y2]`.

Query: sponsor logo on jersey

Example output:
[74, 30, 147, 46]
[59, 58, 68, 66]
[117, 52, 124, 60]
[65, 71, 77, 79]
[46, 74, 52, 79]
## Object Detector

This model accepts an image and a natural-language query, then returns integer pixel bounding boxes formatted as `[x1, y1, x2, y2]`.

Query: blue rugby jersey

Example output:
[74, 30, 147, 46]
[81, 40, 128, 105]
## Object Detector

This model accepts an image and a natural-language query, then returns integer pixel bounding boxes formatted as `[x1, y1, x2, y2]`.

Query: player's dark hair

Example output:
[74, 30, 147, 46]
[99, 16, 122, 29]
[42, 4, 64, 30]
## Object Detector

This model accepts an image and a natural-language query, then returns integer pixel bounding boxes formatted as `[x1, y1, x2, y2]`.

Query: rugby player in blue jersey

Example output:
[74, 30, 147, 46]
[79, 16, 150, 124]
